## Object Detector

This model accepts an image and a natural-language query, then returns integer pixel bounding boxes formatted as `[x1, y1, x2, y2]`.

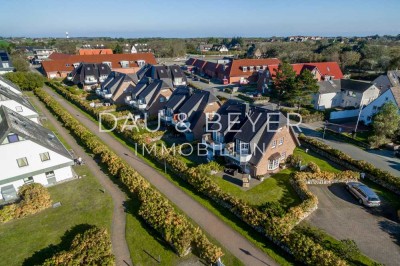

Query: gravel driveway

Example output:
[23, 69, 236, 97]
[306, 184, 400, 266]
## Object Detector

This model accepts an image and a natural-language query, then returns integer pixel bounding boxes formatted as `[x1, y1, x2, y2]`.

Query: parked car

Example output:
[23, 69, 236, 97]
[346, 182, 381, 207]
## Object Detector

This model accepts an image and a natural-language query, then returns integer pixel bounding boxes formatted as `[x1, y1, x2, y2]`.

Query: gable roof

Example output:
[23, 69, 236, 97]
[0, 86, 36, 111]
[228, 58, 281, 77]
[101, 71, 137, 96]
[42, 53, 157, 73]
[390, 86, 400, 107]
[318, 79, 376, 94]
[164, 86, 191, 112]
[0, 106, 71, 159]
[78, 49, 113, 55]
[267, 62, 343, 80]
[68, 63, 112, 85]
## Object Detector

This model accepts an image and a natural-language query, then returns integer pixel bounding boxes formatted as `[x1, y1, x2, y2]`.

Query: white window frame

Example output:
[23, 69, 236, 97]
[15, 106, 23, 112]
[279, 137, 284, 146]
[271, 140, 277, 148]
[23, 176, 34, 184]
[268, 159, 280, 170]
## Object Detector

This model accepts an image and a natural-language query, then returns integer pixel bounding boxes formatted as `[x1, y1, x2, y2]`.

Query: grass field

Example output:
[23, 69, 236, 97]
[0, 166, 113, 266]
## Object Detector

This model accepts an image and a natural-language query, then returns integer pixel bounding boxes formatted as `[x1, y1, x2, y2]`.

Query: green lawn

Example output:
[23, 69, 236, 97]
[294, 147, 340, 172]
[0, 166, 113, 266]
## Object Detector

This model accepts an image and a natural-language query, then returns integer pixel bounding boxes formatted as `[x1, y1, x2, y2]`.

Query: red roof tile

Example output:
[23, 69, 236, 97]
[42, 53, 157, 74]
[228, 58, 281, 78]
[78, 49, 113, 55]
[267, 62, 343, 80]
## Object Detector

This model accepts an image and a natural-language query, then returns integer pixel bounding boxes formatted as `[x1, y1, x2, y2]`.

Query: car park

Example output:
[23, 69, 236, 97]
[346, 182, 381, 207]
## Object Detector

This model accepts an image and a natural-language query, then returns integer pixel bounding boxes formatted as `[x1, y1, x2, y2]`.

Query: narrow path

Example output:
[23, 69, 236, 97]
[29, 94, 133, 266]
[42, 86, 278, 266]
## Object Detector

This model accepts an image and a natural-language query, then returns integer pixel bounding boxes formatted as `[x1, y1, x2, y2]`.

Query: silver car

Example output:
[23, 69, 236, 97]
[346, 182, 381, 207]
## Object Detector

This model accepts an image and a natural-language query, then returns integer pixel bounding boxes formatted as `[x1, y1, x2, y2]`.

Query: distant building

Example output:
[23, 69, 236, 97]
[0, 50, 14, 74]
[78, 49, 113, 55]
[211, 44, 229, 52]
[129, 43, 150, 54]
[197, 44, 213, 53]
[373, 70, 400, 92]
[41, 53, 157, 79]
[0, 106, 74, 201]
[33, 48, 56, 64]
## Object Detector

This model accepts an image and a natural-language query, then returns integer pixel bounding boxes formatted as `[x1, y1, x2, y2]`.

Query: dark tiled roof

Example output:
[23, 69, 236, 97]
[0, 76, 21, 92]
[0, 106, 71, 159]
[68, 63, 112, 85]
[164, 87, 191, 112]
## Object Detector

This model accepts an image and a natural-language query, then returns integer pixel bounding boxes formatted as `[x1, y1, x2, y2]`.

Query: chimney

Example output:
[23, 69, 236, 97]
[188, 87, 193, 96]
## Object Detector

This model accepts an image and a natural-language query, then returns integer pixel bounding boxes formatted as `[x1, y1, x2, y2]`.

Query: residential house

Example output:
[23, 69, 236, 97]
[313, 79, 380, 110]
[125, 79, 174, 117]
[373, 70, 400, 93]
[32, 48, 56, 64]
[172, 90, 221, 141]
[0, 106, 74, 201]
[225, 58, 281, 84]
[211, 44, 229, 53]
[359, 86, 400, 125]
[66, 63, 112, 89]
[41, 53, 157, 79]
[203, 100, 299, 176]
[197, 44, 213, 53]
[0, 76, 22, 95]
[97, 71, 138, 105]
[130, 43, 150, 54]
[257, 62, 344, 92]
[137, 64, 187, 87]
[78, 49, 113, 55]
[0, 86, 39, 123]
[0, 50, 14, 74]
[159, 86, 192, 124]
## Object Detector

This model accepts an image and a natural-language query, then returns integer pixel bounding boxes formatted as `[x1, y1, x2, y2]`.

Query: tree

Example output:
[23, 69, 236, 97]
[293, 69, 319, 110]
[340, 51, 361, 70]
[369, 102, 400, 147]
[11, 55, 29, 72]
[113, 43, 123, 54]
[274, 62, 298, 102]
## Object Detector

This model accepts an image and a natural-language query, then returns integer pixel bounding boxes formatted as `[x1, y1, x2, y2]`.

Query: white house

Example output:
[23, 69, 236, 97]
[359, 86, 400, 125]
[0, 76, 22, 95]
[0, 106, 75, 201]
[314, 79, 380, 110]
[0, 86, 39, 123]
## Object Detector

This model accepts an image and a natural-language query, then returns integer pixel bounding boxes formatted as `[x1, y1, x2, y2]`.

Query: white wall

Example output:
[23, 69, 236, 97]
[0, 100, 39, 123]
[314, 92, 341, 110]
[360, 89, 397, 125]
[0, 140, 74, 184]
[0, 166, 74, 200]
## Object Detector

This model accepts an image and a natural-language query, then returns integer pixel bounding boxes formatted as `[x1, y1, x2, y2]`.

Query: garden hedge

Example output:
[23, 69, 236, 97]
[42, 83, 348, 265]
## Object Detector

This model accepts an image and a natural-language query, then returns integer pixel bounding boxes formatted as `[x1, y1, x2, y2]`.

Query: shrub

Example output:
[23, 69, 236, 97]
[0, 204, 16, 223]
[4, 72, 45, 91]
[307, 162, 321, 173]
[286, 154, 303, 167]
[42, 226, 114, 266]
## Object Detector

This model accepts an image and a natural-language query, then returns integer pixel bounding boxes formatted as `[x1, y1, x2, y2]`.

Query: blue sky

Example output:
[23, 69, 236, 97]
[1, 0, 400, 38]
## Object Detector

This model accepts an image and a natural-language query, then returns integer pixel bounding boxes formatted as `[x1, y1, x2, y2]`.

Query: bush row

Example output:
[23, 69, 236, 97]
[35, 88, 223, 263]
[45, 82, 347, 265]
[299, 134, 400, 195]
[0, 183, 52, 223]
[281, 108, 324, 123]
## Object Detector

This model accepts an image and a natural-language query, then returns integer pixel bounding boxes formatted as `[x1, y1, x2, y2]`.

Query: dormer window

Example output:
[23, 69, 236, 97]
[103, 61, 112, 68]
[256, 66, 261, 71]
[249, 66, 254, 71]
[120, 61, 129, 68]
[7, 133, 19, 143]
[73, 62, 80, 68]
[242, 66, 248, 72]
[137, 60, 146, 67]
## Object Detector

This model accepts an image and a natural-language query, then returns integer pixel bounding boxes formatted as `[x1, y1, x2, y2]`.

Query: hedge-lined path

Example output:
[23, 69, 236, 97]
[42, 85, 278, 266]
[29, 94, 133, 266]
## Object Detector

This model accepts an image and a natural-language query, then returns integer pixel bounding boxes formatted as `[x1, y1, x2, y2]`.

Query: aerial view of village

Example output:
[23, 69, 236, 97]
[0, 0, 399, 265]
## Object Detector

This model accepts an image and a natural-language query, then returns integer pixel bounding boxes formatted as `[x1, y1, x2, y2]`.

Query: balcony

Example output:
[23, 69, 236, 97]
[84, 78, 98, 85]
[159, 110, 172, 122]
[125, 96, 136, 106]
[223, 142, 252, 163]
[202, 133, 224, 151]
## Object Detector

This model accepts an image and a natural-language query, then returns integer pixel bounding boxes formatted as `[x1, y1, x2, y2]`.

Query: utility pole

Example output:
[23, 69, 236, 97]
[354, 104, 364, 137]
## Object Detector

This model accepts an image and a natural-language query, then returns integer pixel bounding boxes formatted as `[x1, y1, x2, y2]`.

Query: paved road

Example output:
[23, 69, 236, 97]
[29, 95, 133, 266]
[298, 123, 400, 177]
[307, 184, 400, 266]
[42, 86, 278, 266]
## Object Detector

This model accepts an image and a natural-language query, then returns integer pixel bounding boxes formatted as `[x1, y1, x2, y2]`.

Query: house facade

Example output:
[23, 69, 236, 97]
[32, 48, 56, 64]
[313, 79, 380, 110]
[66, 63, 112, 89]
[97, 71, 138, 105]
[203, 100, 299, 176]
[0, 106, 75, 201]
[0, 86, 40, 123]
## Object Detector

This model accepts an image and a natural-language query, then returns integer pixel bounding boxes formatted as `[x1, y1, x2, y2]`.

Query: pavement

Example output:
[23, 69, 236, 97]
[306, 184, 400, 266]
[29, 95, 133, 266]
[298, 122, 400, 176]
[42, 85, 278, 266]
